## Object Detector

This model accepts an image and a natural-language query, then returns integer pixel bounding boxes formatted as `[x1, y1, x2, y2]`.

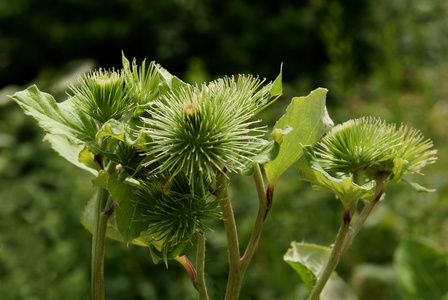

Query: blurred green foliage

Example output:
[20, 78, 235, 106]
[1, 0, 448, 299]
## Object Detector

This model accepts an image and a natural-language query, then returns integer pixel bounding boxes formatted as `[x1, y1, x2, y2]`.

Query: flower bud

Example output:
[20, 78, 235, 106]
[70, 69, 130, 123]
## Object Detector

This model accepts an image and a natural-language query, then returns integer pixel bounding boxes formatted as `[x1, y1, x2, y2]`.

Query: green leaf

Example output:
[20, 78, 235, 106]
[148, 244, 164, 265]
[265, 88, 333, 185]
[270, 63, 283, 98]
[81, 188, 152, 247]
[394, 237, 448, 300]
[81, 192, 125, 244]
[95, 119, 150, 176]
[10, 85, 100, 154]
[146, 236, 198, 266]
[132, 102, 153, 118]
[107, 176, 148, 244]
[10, 86, 148, 176]
[78, 146, 99, 174]
[44, 134, 99, 176]
[297, 145, 376, 207]
[254, 64, 283, 114]
[155, 64, 190, 96]
[284, 242, 331, 292]
[96, 119, 146, 146]
[271, 126, 293, 144]
[92, 170, 109, 188]
[253, 140, 280, 165]
[242, 140, 280, 176]
[387, 156, 407, 183]
[284, 241, 358, 300]
[388, 157, 436, 192]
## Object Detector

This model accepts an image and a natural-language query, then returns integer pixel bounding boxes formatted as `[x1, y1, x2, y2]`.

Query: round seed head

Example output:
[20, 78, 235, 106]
[141, 75, 270, 183]
[314, 117, 437, 179]
[315, 117, 395, 174]
[123, 58, 160, 104]
[70, 68, 131, 122]
[137, 174, 220, 255]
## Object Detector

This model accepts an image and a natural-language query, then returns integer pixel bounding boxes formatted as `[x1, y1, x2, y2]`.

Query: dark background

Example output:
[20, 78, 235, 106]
[1, 0, 448, 299]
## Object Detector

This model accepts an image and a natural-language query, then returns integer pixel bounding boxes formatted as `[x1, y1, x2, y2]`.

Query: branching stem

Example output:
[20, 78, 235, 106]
[339, 179, 386, 259]
[308, 208, 352, 300]
[241, 162, 269, 270]
[217, 172, 241, 300]
[308, 174, 388, 299]
[218, 163, 273, 300]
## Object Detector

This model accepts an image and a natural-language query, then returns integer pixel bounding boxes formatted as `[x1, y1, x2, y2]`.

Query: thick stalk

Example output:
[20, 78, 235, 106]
[91, 154, 117, 300]
[196, 233, 209, 300]
[308, 209, 351, 300]
[216, 172, 241, 300]
[91, 188, 110, 300]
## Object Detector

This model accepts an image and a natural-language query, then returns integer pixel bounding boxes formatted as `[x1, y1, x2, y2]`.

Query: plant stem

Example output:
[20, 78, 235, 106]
[91, 187, 110, 300]
[307, 208, 351, 300]
[175, 256, 198, 290]
[91, 155, 117, 300]
[218, 163, 273, 300]
[241, 162, 269, 272]
[216, 172, 241, 300]
[196, 233, 209, 300]
[339, 179, 386, 259]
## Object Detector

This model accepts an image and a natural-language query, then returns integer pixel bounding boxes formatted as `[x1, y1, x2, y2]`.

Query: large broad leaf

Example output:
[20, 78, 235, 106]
[81, 190, 153, 248]
[81, 191, 126, 244]
[284, 241, 358, 300]
[44, 134, 99, 176]
[394, 237, 448, 300]
[106, 176, 149, 244]
[297, 145, 376, 208]
[265, 88, 333, 185]
[10, 85, 100, 153]
[10, 86, 151, 176]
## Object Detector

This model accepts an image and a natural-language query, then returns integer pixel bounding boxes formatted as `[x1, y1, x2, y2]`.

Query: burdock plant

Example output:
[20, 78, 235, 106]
[10, 53, 437, 300]
[292, 117, 437, 300]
